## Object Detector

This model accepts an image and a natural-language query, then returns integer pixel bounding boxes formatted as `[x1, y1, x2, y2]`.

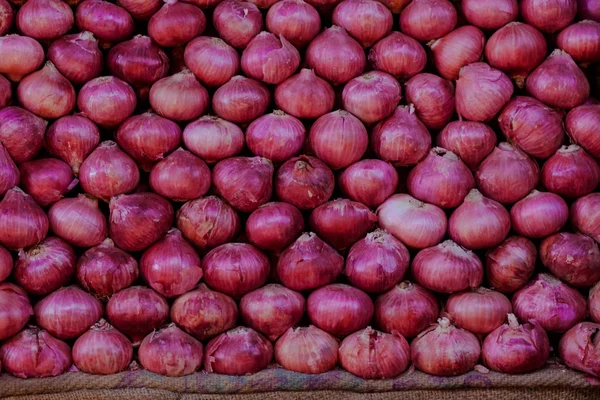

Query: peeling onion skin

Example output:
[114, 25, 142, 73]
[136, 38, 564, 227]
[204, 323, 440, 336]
[559, 322, 600, 377]
[275, 326, 339, 374]
[405, 73, 455, 130]
[0, 283, 33, 341]
[557, 21, 600, 66]
[368, 32, 427, 80]
[275, 156, 335, 211]
[571, 193, 600, 243]
[461, 0, 518, 30]
[446, 287, 512, 334]
[266, 0, 321, 48]
[429, 26, 486, 81]
[566, 104, 600, 158]
[437, 121, 496, 171]
[510, 191, 569, 239]
[339, 160, 398, 208]
[541, 145, 600, 199]
[399, 0, 457, 42]
[485, 237, 537, 294]
[540, 233, 600, 288]
[521, 0, 576, 33]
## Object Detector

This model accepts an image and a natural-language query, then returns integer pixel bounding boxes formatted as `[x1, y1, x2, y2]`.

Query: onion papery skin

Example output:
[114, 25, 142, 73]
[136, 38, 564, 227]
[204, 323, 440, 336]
[246, 202, 304, 252]
[486, 236, 537, 293]
[461, 0, 518, 30]
[0, 283, 33, 341]
[437, 121, 496, 170]
[72, 320, 133, 375]
[526, 50, 590, 109]
[275, 326, 339, 374]
[45, 115, 100, 175]
[557, 21, 600, 65]
[368, 32, 426, 80]
[540, 233, 600, 288]
[0, 74, 10, 109]
[0, 188, 48, 251]
[0, 107, 46, 164]
[276, 156, 335, 210]
[593, 283, 600, 323]
[342, 71, 401, 124]
[411, 318, 481, 376]
[183, 116, 244, 164]
[78, 76, 137, 128]
[274, 69, 335, 119]
[14, 237, 75, 296]
[19, 158, 77, 207]
[212, 76, 271, 124]
[482, 314, 550, 374]
[148, 0, 206, 48]
[566, 104, 600, 158]
[171, 284, 238, 340]
[266, 0, 321, 48]
[510, 191, 569, 239]
[512, 273, 587, 333]
[117, 0, 161, 19]
[240, 284, 305, 340]
[77, 238, 139, 296]
[371, 106, 431, 167]
[16, 0, 74, 40]
[48, 195, 107, 248]
[0, 327, 71, 379]
[149, 70, 210, 122]
[571, 193, 600, 243]
[541, 145, 600, 199]
[75, 0, 135, 44]
[407, 147, 475, 209]
[559, 322, 600, 377]
[138, 325, 203, 377]
[213, 0, 263, 49]
[332, 0, 393, 48]
[339, 327, 410, 379]
[446, 288, 512, 334]
[405, 73, 454, 130]
[35, 286, 103, 340]
[0, 143, 18, 197]
[0, 35, 44, 82]
[521, 0, 576, 33]
[0, 245, 11, 283]
[339, 159, 398, 208]
[241, 32, 301, 85]
[399, 0, 457, 42]
[48, 31, 103, 85]
[246, 111, 306, 163]
[307, 284, 374, 337]
[429, 26, 486, 80]
[578, 0, 600, 21]
[205, 327, 273, 375]
[184, 37, 240, 87]
[0, 0, 13, 36]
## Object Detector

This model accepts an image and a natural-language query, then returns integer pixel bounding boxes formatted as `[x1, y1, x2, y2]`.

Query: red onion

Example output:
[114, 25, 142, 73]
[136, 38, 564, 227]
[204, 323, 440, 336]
[571, 193, 600, 243]
[429, 26, 486, 80]
[0, 143, 19, 197]
[0, 35, 44, 82]
[446, 288, 512, 334]
[0, 188, 48, 251]
[542, 145, 600, 198]
[557, 21, 600, 65]
[204, 327, 273, 375]
[183, 116, 244, 164]
[342, 71, 401, 124]
[540, 233, 600, 288]
[400, 0, 457, 42]
[461, 0, 518, 30]
[106, 286, 169, 343]
[437, 121, 496, 170]
[73, 320, 133, 375]
[405, 73, 454, 130]
[371, 105, 431, 166]
[0, 283, 33, 340]
[578, 0, 600, 21]
[332, 0, 393, 47]
[248, 0, 278, 8]
[305, 0, 341, 7]
[482, 314, 550, 373]
[213, 0, 263, 49]
[559, 322, 600, 377]
[498, 96, 565, 159]
[240, 284, 305, 340]
[510, 191, 568, 239]
[184, 37, 240, 87]
[79, 141, 140, 201]
[485, 23, 547, 87]
[486, 237, 537, 293]
[77, 238, 138, 296]
[407, 147, 475, 209]
[0, 245, 10, 283]
[176, 196, 241, 250]
[19, 158, 76, 207]
[591, 282, 600, 322]
[275, 326, 339, 374]
[246, 202, 304, 252]
[212, 76, 270, 124]
[339, 159, 398, 208]
[521, 0, 576, 33]
[241, 32, 301, 85]
[513, 273, 587, 332]
[76, 0, 134, 44]
[171, 284, 238, 340]
[307, 284, 374, 337]
[149, 70, 209, 122]
[148, 0, 206, 47]
[117, 0, 161, 19]
[139, 324, 203, 377]
[78, 76, 137, 128]
[0, 0, 13, 36]
[48, 195, 107, 248]
[266, 0, 321, 48]
[275, 71, 334, 120]
[246, 111, 306, 163]
[16, 0, 74, 40]
[566, 104, 600, 158]
[0, 74, 10, 109]
[411, 318, 480, 376]
[368, 32, 426, 80]
[0, 327, 71, 378]
[275, 156, 334, 210]
[306, 25, 366, 84]
[45, 116, 100, 175]
[48, 32, 103, 85]
[35, 286, 103, 340]
[376, 0, 410, 13]
[375, 281, 439, 338]
[526, 50, 590, 109]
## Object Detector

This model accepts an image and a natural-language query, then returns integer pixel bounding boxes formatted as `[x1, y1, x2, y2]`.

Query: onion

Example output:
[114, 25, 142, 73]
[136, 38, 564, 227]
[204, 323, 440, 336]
[399, 0, 457, 42]
[19, 158, 77, 207]
[17, 62, 75, 120]
[148, 0, 206, 47]
[540, 233, 600, 288]
[48, 195, 107, 248]
[79, 141, 140, 201]
[72, 320, 133, 375]
[0, 187, 48, 251]
[405, 73, 454, 130]
[240, 284, 305, 340]
[526, 50, 590, 109]
[342, 72, 400, 125]
[204, 327, 273, 375]
[45, 115, 100, 175]
[246, 111, 306, 163]
[513, 273, 587, 332]
[0, 74, 10, 109]
[35, 286, 103, 340]
[0, 245, 10, 283]
[213, 0, 263, 49]
[306, 25, 366, 84]
[171, 284, 238, 340]
[377, 0, 410, 13]
[559, 322, 600, 377]
[0, 0, 12, 36]
[307, 284, 374, 337]
[0, 283, 33, 340]
[75, 0, 134, 44]
[557, 21, 600, 66]
[571, 193, 600, 243]
[566, 104, 600, 158]
[184, 37, 240, 87]
[510, 191, 569, 239]
[461, 0, 518, 30]
[77, 238, 138, 296]
[275, 326, 339, 374]
[305, 0, 341, 7]
[246, 202, 304, 252]
[212, 76, 270, 124]
[117, 0, 161, 19]
[0, 35, 44, 82]
[149, 70, 210, 122]
[0, 143, 19, 197]
[47, 32, 103, 85]
[578, 0, 600, 21]
[183, 116, 244, 164]
[176, 196, 241, 250]
[541, 145, 600, 198]
[482, 314, 550, 373]
[407, 147, 475, 209]
[485, 23, 547, 87]
[332, 0, 393, 47]
[446, 288, 512, 334]
[498, 96, 565, 159]
[486, 237, 537, 293]
[275, 69, 335, 119]
[371, 105, 431, 166]
[241, 32, 301, 85]
[78, 76, 137, 128]
[16, 0, 74, 40]
[0, 327, 71, 378]
[266, 0, 321, 47]
[429, 26, 486, 80]
[411, 317, 480, 376]
[591, 282, 600, 322]
[368, 32, 426, 80]
[521, 0, 576, 33]
[339, 159, 398, 208]
[437, 121, 496, 170]
[275, 156, 334, 210]
[139, 325, 203, 377]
